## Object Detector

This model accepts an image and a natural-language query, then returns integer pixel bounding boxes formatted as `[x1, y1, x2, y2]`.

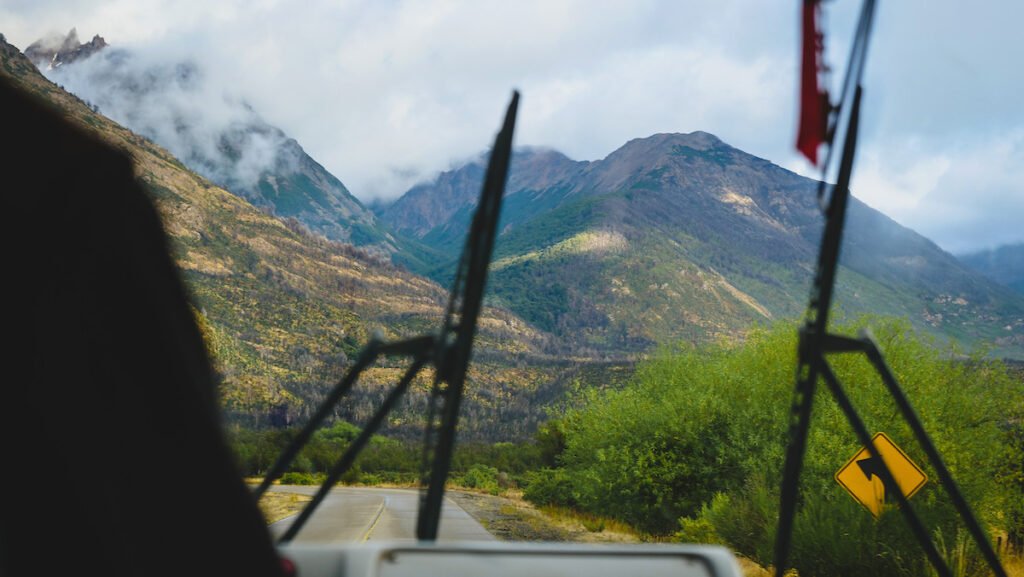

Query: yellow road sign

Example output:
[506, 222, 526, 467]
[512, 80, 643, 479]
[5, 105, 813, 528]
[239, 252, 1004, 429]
[835, 432, 928, 518]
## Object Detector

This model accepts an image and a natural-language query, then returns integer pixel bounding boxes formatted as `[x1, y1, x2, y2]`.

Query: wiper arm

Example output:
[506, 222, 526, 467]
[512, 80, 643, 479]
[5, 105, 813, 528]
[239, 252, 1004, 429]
[251, 336, 433, 502]
[417, 91, 519, 540]
[774, 3, 1006, 577]
[254, 91, 519, 545]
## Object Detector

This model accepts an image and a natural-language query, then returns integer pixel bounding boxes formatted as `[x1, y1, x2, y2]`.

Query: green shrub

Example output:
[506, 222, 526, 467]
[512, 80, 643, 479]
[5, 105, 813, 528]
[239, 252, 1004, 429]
[694, 479, 777, 561]
[581, 516, 605, 533]
[358, 473, 383, 486]
[459, 464, 501, 495]
[279, 472, 322, 485]
[544, 317, 1022, 577]
[675, 504, 723, 546]
[523, 468, 577, 507]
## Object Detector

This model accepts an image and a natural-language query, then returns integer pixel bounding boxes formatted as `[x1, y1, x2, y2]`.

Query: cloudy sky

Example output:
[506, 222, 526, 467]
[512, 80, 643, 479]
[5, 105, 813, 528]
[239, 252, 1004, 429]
[3, 0, 1021, 254]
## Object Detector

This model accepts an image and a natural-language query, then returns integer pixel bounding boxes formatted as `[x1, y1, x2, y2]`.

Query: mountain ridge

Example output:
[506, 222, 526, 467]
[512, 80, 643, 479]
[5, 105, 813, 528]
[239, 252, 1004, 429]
[383, 132, 1024, 357]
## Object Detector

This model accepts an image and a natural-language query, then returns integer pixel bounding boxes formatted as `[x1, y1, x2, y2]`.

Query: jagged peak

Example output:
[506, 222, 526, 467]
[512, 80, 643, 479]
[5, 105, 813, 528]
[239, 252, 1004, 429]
[60, 27, 81, 51]
[25, 28, 73, 54]
[24, 28, 107, 69]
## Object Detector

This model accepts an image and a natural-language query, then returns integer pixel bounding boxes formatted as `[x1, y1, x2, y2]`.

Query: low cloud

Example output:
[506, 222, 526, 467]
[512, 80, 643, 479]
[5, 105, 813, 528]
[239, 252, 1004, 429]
[40, 44, 293, 191]
[854, 131, 1024, 254]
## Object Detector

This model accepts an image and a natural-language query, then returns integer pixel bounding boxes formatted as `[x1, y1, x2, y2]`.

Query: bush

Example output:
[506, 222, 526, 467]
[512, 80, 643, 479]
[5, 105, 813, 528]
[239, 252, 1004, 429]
[675, 505, 723, 546]
[459, 464, 501, 495]
[279, 472, 323, 485]
[358, 473, 383, 486]
[581, 516, 605, 533]
[523, 468, 578, 508]
[544, 317, 1022, 577]
[681, 478, 777, 561]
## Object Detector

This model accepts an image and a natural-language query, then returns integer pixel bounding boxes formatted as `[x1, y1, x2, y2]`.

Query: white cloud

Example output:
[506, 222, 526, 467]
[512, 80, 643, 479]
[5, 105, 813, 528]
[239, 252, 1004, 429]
[41, 47, 293, 190]
[920, 131, 1024, 253]
[853, 130, 1024, 254]
[2, 0, 1021, 251]
[854, 144, 953, 220]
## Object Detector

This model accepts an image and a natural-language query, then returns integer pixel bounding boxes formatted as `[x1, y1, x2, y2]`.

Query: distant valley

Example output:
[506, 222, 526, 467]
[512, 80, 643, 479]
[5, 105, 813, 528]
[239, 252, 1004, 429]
[958, 243, 1024, 295]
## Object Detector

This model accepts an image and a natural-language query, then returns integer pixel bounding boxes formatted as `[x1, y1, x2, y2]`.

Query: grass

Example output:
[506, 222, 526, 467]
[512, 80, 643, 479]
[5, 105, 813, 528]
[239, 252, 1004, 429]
[733, 557, 800, 577]
[533, 504, 645, 542]
[446, 489, 642, 543]
[257, 491, 311, 524]
[1005, 552, 1024, 577]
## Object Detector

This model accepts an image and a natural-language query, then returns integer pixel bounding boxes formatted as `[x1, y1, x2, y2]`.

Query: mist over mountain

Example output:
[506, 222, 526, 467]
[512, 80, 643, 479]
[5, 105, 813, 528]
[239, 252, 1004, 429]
[25, 30, 398, 253]
[959, 243, 1024, 294]
[3, 35, 585, 440]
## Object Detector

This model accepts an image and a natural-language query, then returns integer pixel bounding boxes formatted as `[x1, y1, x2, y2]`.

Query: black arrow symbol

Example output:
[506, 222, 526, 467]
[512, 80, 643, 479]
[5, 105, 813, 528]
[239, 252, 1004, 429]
[857, 456, 899, 503]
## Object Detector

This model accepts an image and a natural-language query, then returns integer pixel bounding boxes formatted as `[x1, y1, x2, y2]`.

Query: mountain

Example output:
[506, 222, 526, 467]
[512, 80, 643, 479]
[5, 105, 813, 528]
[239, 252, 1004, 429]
[2, 34, 581, 440]
[24, 27, 107, 68]
[958, 243, 1024, 294]
[382, 132, 1024, 358]
[22, 30, 413, 259]
[383, 147, 588, 249]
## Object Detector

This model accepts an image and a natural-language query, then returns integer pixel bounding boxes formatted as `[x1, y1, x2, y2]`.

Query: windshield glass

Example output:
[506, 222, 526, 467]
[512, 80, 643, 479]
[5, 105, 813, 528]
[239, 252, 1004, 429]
[4, 3, 1021, 577]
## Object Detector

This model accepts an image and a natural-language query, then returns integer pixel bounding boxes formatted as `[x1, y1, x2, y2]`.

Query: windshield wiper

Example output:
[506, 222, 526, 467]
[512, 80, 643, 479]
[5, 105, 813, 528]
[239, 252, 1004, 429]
[253, 90, 519, 544]
[774, 3, 1006, 577]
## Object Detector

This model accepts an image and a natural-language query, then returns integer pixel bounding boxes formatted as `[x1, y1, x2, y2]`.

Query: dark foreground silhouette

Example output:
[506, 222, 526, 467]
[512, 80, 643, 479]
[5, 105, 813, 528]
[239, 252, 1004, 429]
[1, 75, 283, 576]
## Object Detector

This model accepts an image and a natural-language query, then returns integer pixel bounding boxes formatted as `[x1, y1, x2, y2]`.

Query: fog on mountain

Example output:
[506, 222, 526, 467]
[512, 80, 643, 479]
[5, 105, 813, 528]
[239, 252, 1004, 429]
[30, 31, 294, 192]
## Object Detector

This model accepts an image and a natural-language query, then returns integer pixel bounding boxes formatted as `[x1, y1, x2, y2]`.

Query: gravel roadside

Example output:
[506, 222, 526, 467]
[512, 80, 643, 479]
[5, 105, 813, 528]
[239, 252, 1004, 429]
[446, 491, 640, 543]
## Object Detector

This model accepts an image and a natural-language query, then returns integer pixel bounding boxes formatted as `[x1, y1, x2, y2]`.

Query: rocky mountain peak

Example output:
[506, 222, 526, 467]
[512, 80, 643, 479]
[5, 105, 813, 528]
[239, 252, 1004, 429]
[25, 28, 107, 69]
[614, 131, 726, 157]
[582, 131, 733, 194]
[513, 146, 573, 162]
[670, 130, 724, 150]
[506, 147, 586, 192]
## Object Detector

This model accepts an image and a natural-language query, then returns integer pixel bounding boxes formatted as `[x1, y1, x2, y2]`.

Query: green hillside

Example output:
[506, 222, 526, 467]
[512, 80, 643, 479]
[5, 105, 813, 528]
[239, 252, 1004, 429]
[383, 133, 1024, 358]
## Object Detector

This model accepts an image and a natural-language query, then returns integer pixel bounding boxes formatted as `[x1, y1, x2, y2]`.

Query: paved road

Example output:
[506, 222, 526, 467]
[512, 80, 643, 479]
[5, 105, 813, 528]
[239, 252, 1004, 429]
[267, 487, 494, 543]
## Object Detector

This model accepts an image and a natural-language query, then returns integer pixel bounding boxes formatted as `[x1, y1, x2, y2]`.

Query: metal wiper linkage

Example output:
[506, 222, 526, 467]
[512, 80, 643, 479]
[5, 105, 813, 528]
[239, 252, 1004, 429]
[253, 91, 519, 544]
[774, 3, 1005, 577]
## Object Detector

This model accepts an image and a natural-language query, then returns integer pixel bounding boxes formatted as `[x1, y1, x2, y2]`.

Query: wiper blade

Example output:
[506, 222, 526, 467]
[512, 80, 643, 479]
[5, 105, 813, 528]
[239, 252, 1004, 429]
[255, 91, 519, 544]
[417, 91, 519, 541]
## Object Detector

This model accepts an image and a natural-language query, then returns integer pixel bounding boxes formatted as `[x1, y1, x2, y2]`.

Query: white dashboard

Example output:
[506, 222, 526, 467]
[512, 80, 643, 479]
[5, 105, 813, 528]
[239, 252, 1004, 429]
[278, 541, 742, 577]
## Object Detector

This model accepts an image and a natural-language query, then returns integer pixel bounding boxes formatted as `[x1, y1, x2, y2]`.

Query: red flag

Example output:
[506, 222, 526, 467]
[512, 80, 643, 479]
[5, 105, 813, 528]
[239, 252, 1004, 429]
[797, 0, 829, 165]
